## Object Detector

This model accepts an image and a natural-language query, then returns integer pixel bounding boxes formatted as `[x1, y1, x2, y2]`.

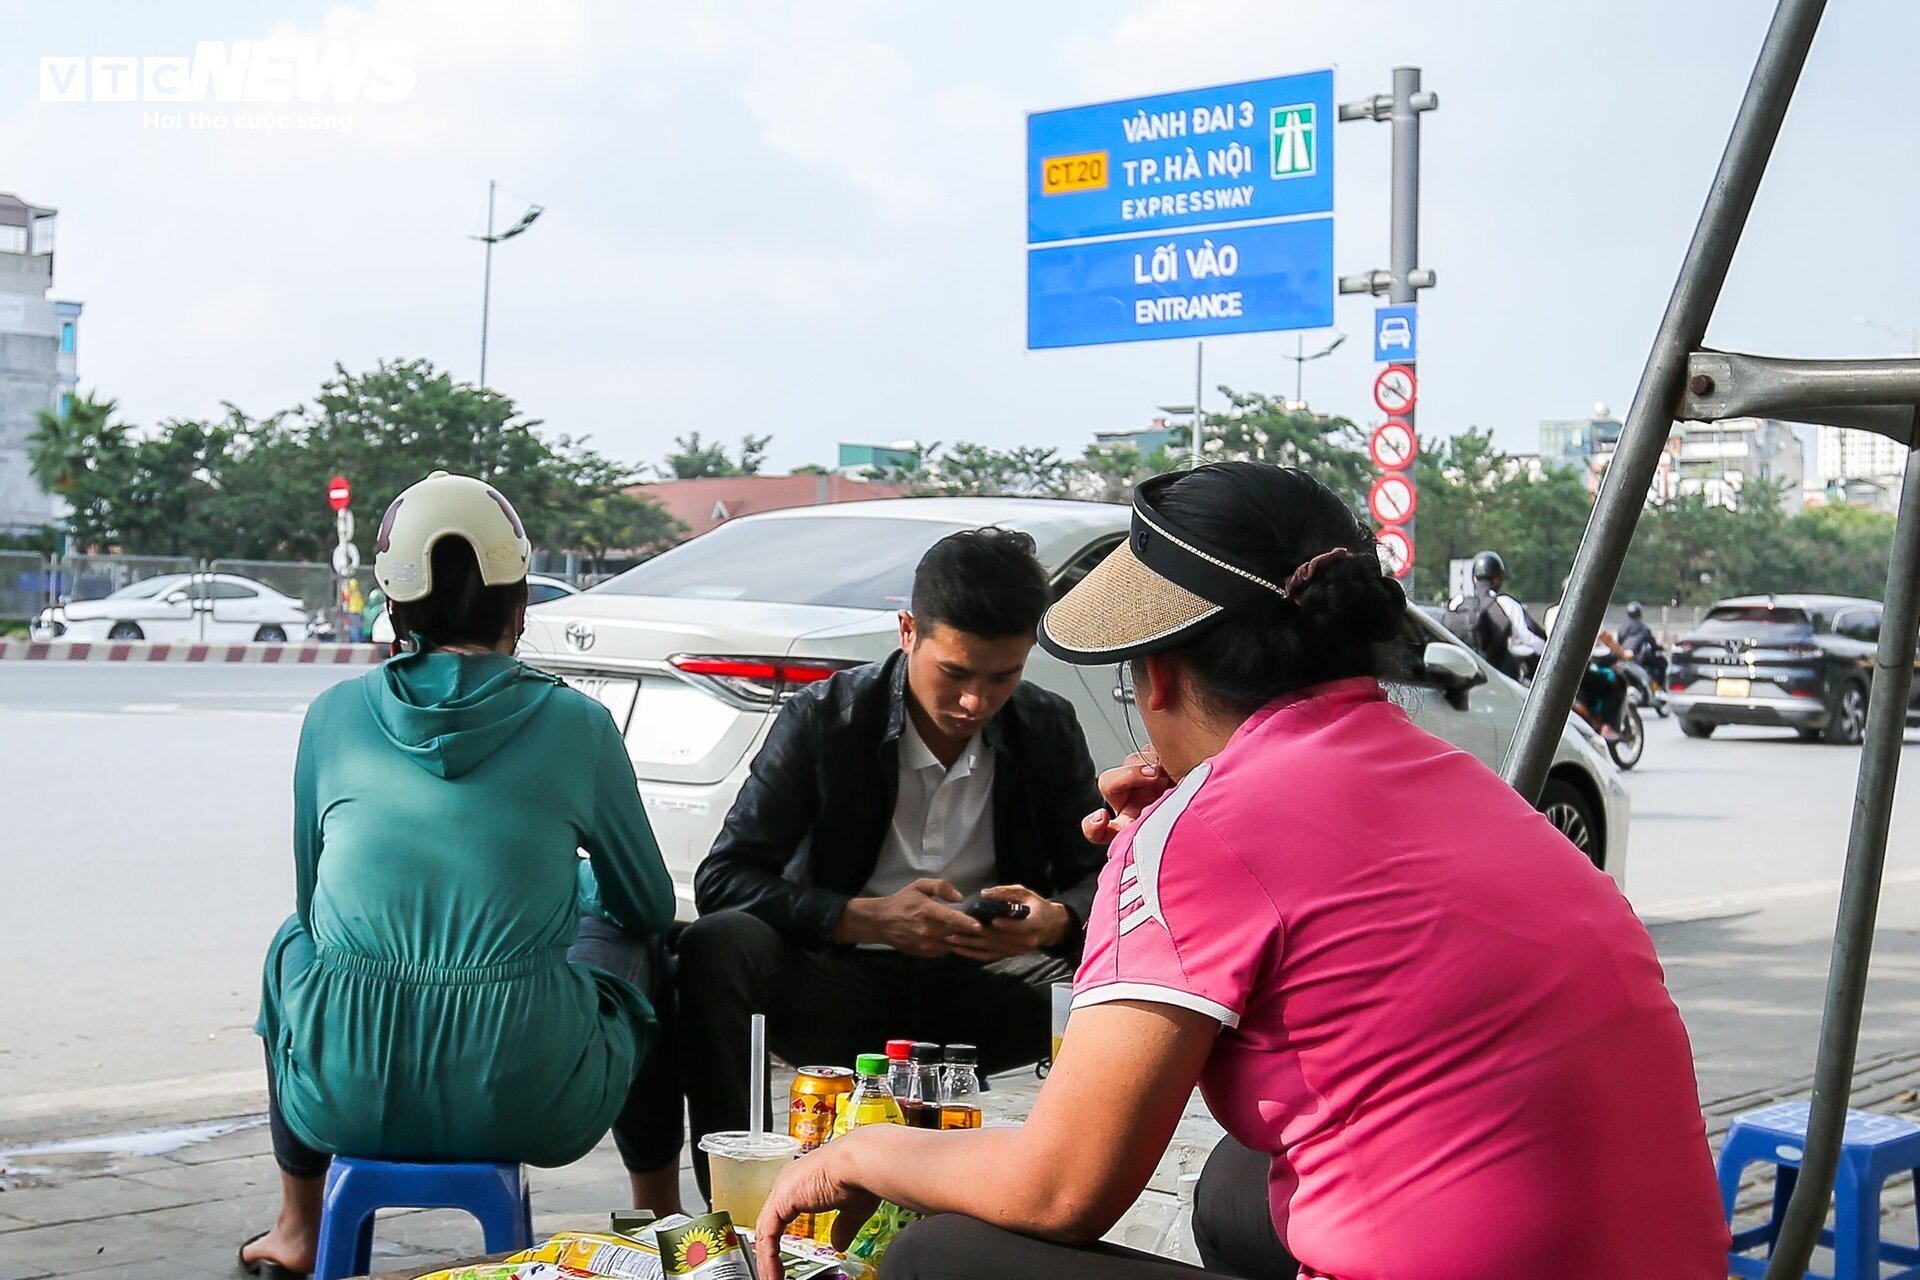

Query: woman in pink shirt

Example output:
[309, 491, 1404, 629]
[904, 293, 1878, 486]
[754, 462, 1729, 1279]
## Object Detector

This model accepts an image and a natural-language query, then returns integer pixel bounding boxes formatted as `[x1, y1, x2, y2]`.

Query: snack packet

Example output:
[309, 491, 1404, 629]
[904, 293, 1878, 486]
[843, 1199, 921, 1272]
[658, 1213, 751, 1279]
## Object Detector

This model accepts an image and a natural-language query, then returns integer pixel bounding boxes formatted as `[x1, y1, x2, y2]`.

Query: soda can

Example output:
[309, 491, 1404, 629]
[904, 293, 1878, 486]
[789, 1066, 854, 1240]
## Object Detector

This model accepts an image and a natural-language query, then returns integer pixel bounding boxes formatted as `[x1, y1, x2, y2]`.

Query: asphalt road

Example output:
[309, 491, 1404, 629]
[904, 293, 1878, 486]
[3, 663, 1918, 1140]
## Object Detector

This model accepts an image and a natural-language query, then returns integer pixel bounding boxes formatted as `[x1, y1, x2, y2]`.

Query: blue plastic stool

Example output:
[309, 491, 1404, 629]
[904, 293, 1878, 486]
[313, 1157, 533, 1280]
[1718, 1102, 1920, 1280]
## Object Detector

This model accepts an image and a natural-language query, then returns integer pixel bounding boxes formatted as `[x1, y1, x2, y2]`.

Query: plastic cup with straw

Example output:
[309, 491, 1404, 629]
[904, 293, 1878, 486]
[699, 1011, 800, 1228]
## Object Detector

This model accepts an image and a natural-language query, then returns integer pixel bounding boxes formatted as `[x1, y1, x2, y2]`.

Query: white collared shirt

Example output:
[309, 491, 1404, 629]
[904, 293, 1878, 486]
[859, 717, 998, 901]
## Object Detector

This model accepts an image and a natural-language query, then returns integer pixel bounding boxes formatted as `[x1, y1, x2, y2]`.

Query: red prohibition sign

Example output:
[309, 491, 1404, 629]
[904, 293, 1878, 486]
[1369, 472, 1418, 526]
[1373, 364, 1417, 415]
[1369, 419, 1417, 471]
[1376, 526, 1414, 579]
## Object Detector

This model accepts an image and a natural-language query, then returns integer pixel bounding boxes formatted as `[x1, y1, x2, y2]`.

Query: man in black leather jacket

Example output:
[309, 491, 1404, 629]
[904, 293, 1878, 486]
[666, 527, 1106, 1194]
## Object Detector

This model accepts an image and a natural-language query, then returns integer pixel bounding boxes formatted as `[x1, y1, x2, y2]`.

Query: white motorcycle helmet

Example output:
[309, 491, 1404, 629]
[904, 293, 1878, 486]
[373, 471, 532, 604]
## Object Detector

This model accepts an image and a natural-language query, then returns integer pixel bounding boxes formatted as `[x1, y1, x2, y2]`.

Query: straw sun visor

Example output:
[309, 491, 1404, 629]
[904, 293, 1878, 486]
[1039, 534, 1222, 665]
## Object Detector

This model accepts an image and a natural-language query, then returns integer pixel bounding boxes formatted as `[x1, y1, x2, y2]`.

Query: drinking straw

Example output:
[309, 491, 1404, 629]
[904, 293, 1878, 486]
[749, 1013, 767, 1138]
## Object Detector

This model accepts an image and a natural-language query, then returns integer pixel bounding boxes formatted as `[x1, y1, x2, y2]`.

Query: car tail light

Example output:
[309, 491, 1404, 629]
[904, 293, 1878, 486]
[1668, 678, 1687, 691]
[1673, 640, 1697, 653]
[669, 655, 855, 707]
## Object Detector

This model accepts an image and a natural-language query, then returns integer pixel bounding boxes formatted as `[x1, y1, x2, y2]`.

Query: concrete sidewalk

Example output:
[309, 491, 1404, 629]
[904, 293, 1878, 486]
[4, 885, 1918, 1278]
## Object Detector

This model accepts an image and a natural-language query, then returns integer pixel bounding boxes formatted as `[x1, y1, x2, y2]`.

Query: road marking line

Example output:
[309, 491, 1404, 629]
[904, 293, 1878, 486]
[1640, 867, 1920, 925]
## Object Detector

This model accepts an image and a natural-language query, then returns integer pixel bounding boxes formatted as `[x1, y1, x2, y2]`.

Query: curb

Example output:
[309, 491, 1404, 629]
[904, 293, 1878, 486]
[0, 639, 387, 664]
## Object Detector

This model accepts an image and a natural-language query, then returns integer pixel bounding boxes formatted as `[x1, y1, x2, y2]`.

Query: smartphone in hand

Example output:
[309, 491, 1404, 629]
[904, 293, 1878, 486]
[959, 894, 1031, 924]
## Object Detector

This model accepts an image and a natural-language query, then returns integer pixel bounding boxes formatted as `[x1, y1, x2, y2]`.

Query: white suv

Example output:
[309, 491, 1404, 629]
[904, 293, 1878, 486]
[521, 498, 1629, 916]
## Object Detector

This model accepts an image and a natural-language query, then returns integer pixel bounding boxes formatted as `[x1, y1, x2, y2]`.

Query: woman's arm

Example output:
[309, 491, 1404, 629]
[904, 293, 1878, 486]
[582, 715, 676, 935]
[292, 717, 321, 925]
[754, 999, 1218, 1275]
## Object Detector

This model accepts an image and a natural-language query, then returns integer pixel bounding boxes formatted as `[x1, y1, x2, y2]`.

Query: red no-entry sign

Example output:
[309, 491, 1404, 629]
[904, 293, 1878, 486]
[1369, 419, 1417, 471]
[1373, 365, 1417, 415]
[1376, 526, 1414, 579]
[1369, 473, 1418, 525]
[327, 475, 352, 512]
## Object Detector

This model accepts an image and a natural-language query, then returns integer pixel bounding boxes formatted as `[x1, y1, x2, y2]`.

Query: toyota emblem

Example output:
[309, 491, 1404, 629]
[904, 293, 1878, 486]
[564, 621, 596, 652]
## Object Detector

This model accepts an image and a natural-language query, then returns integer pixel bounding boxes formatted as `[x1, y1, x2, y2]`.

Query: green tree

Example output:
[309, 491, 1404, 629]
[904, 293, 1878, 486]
[26, 391, 134, 551]
[664, 431, 770, 478]
[1186, 389, 1372, 512]
[30, 362, 679, 566]
[1405, 430, 1590, 604]
[559, 490, 685, 575]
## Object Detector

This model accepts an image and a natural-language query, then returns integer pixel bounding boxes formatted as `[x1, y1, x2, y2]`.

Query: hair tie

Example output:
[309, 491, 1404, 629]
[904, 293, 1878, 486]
[1281, 547, 1352, 600]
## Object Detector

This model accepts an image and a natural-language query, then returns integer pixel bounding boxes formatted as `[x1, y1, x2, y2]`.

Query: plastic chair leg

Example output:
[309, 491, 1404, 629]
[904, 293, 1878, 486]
[313, 1204, 375, 1280]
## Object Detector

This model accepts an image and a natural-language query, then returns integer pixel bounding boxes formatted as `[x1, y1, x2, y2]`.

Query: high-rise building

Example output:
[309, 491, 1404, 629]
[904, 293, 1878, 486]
[1577, 415, 1804, 512]
[1814, 425, 1908, 508]
[1538, 404, 1624, 475]
[0, 193, 80, 529]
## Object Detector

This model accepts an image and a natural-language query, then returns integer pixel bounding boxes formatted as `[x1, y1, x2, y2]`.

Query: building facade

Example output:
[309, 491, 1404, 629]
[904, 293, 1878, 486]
[1093, 421, 1181, 458]
[837, 441, 921, 478]
[1811, 425, 1908, 511]
[629, 473, 911, 540]
[1569, 413, 1805, 512]
[0, 194, 79, 530]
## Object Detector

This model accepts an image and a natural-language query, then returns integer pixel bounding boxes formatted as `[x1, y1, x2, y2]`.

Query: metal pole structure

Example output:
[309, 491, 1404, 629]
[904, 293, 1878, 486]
[1389, 67, 1421, 569]
[478, 178, 496, 388]
[1764, 434, 1920, 1278]
[1192, 340, 1204, 468]
[1339, 69, 1434, 591]
[1388, 67, 1421, 310]
[1296, 334, 1304, 405]
[1502, 0, 1826, 805]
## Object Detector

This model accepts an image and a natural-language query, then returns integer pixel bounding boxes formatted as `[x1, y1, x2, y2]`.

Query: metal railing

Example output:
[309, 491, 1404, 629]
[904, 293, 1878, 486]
[7, 552, 599, 640]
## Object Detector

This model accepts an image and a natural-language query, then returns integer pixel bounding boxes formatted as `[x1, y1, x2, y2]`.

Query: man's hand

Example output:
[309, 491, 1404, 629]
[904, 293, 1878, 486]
[945, 886, 1072, 962]
[754, 1131, 882, 1277]
[833, 878, 982, 955]
[1082, 752, 1173, 846]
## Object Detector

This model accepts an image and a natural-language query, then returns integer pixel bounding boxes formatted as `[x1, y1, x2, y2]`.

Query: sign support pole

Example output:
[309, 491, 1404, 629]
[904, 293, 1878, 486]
[1193, 341, 1205, 468]
[1341, 67, 1437, 588]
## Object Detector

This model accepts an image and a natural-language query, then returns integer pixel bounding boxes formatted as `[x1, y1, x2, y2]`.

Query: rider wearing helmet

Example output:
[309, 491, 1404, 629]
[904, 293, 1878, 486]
[243, 473, 680, 1277]
[1616, 601, 1667, 688]
[1445, 551, 1548, 680]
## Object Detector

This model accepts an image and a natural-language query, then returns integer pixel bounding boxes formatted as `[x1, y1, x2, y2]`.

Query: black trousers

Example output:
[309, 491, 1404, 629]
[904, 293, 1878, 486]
[264, 916, 682, 1178]
[651, 909, 1074, 1198]
[879, 1134, 1296, 1279]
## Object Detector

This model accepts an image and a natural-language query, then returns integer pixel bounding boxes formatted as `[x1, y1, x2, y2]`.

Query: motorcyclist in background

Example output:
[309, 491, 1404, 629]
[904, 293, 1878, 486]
[1617, 602, 1668, 690]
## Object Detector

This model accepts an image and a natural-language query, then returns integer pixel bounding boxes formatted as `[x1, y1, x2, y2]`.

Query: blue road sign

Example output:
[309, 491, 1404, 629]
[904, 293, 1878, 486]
[1373, 304, 1417, 362]
[1028, 219, 1334, 350]
[1028, 70, 1335, 244]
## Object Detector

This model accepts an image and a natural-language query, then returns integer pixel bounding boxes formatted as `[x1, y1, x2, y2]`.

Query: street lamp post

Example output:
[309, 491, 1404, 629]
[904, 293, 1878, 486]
[473, 179, 545, 388]
[1282, 332, 1348, 406]
[1858, 315, 1920, 355]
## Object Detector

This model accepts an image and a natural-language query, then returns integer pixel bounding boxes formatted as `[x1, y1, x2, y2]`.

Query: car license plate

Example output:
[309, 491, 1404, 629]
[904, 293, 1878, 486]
[1716, 677, 1751, 698]
[564, 675, 639, 731]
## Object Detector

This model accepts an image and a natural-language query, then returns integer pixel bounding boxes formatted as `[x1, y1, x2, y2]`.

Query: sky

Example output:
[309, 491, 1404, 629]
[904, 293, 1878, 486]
[2, 0, 1917, 479]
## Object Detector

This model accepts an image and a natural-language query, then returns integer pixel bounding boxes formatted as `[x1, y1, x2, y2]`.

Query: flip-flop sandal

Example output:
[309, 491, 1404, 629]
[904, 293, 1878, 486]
[237, 1230, 310, 1280]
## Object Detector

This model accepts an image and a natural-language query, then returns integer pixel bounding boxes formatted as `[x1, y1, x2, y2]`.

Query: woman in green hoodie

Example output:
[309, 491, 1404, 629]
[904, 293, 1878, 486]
[241, 473, 678, 1279]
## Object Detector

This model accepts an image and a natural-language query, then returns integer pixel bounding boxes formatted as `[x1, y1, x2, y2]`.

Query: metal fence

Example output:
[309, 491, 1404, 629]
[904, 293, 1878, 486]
[60, 554, 197, 604]
[0, 552, 53, 621]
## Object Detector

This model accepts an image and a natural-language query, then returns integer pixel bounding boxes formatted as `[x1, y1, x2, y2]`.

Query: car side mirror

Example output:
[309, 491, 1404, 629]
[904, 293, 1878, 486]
[1422, 642, 1486, 691]
[163, 590, 190, 604]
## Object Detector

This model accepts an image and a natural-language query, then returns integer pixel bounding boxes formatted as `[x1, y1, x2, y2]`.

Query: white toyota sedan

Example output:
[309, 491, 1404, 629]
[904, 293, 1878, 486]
[32, 573, 317, 643]
[521, 498, 1630, 916]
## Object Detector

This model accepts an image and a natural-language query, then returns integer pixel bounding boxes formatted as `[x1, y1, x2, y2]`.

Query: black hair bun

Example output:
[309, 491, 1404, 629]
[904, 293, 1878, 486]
[1290, 547, 1406, 646]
